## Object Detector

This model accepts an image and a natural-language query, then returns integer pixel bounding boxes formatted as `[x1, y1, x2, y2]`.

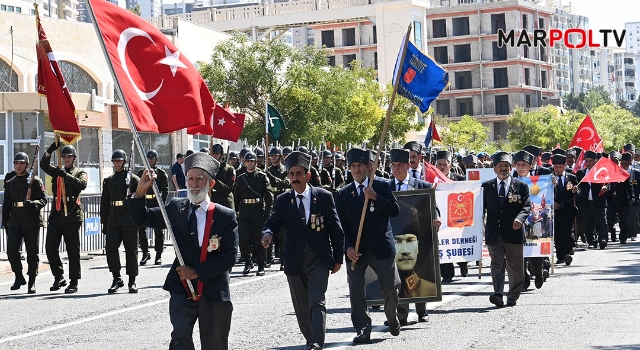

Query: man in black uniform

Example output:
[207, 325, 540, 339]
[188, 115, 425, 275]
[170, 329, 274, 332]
[210, 144, 236, 211]
[227, 151, 239, 170]
[606, 151, 634, 243]
[3, 152, 48, 293]
[266, 146, 291, 269]
[320, 149, 345, 193]
[233, 151, 273, 276]
[576, 151, 609, 249]
[41, 142, 88, 293]
[254, 147, 266, 169]
[282, 146, 293, 160]
[102, 150, 140, 293]
[551, 154, 579, 265]
[236, 147, 251, 178]
[138, 149, 169, 266]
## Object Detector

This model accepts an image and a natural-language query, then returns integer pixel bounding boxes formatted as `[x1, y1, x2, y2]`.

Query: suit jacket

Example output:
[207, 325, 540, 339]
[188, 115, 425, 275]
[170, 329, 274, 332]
[554, 172, 579, 215]
[606, 176, 634, 208]
[262, 186, 344, 275]
[388, 177, 433, 191]
[129, 196, 238, 301]
[447, 172, 466, 182]
[576, 168, 608, 207]
[336, 177, 399, 260]
[482, 177, 531, 245]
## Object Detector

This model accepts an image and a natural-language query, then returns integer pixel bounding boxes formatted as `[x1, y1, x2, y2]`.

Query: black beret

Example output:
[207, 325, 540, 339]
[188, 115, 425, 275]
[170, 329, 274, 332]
[436, 150, 452, 162]
[513, 150, 534, 165]
[551, 154, 566, 165]
[621, 153, 632, 162]
[184, 152, 220, 179]
[284, 151, 311, 172]
[565, 148, 576, 157]
[389, 149, 410, 163]
[583, 150, 597, 159]
[346, 148, 372, 166]
[403, 141, 422, 154]
[523, 145, 542, 157]
[609, 151, 622, 160]
[623, 143, 636, 152]
[551, 149, 566, 156]
[541, 152, 552, 162]
[493, 151, 512, 166]
[463, 154, 478, 165]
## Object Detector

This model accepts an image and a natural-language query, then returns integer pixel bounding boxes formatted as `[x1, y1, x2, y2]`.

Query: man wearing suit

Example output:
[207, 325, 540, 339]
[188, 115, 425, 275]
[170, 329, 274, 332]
[523, 145, 552, 176]
[261, 151, 344, 350]
[336, 148, 400, 343]
[483, 152, 531, 307]
[404, 141, 425, 181]
[551, 154, 579, 265]
[621, 152, 640, 241]
[576, 151, 609, 249]
[129, 152, 238, 350]
[606, 151, 634, 243]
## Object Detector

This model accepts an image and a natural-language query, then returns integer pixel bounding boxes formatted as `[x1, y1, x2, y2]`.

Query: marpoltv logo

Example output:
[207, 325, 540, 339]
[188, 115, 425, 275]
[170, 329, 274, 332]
[498, 28, 626, 48]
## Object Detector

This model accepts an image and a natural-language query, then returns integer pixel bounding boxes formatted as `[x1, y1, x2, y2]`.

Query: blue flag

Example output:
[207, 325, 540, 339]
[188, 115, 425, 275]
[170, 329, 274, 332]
[393, 39, 448, 114]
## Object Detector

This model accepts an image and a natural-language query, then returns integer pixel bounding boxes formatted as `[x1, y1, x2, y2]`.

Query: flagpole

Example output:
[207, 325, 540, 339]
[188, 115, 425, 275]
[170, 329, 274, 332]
[84, 0, 197, 299]
[351, 23, 412, 271]
[55, 134, 69, 215]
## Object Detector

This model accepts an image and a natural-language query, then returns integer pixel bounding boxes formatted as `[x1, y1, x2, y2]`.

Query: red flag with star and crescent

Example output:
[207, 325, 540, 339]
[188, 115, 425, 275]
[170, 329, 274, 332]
[89, 0, 212, 133]
[36, 6, 81, 145]
[187, 102, 245, 142]
[580, 156, 629, 184]
[569, 115, 603, 173]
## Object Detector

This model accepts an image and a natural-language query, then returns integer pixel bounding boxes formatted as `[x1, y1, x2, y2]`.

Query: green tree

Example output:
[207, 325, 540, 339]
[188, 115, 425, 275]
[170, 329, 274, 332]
[584, 86, 612, 113]
[563, 92, 586, 113]
[439, 115, 490, 153]
[506, 105, 583, 150]
[590, 104, 640, 150]
[128, 4, 141, 16]
[200, 33, 419, 147]
[617, 98, 629, 110]
[631, 99, 640, 117]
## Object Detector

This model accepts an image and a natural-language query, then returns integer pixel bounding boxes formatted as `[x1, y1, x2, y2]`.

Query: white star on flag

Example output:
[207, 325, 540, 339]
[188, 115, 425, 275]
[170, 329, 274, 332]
[218, 118, 226, 126]
[159, 46, 187, 77]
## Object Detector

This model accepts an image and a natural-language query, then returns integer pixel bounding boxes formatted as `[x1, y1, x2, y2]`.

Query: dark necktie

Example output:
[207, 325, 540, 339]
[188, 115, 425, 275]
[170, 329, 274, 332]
[397, 181, 403, 191]
[499, 181, 506, 205]
[189, 203, 199, 236]
[412, 169, 417, 179]
[297, 194, 306, 223]
[358, 184, 365, 204]
[557, 175, 563, 189]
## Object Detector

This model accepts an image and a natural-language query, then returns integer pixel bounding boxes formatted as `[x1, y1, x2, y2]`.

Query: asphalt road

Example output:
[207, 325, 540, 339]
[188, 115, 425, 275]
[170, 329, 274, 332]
[1, 239, 640, 350]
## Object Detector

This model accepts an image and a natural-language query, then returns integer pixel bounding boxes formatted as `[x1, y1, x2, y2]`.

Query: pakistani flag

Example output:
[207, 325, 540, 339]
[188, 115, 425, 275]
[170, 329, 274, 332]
[266, 102, 287, 140]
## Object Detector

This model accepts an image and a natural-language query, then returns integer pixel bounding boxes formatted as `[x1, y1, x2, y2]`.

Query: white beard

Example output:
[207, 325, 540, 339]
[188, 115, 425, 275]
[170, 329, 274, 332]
[187, 183, 210, 204]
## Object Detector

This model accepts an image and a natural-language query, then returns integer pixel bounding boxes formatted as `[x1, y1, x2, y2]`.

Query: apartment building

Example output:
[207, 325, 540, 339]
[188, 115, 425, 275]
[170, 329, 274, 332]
[626, 21, 640, 55]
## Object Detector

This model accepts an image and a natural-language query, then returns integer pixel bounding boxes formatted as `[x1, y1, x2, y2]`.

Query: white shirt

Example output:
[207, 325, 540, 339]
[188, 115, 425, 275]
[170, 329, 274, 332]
[585, 168, 593, 200]
[496, 176, 512, 195]
[294, 185, 312, 224]
[354, 178, 370, 197]
[190, 197, 211, 247]
[394, 177, 409, 191]
[409, 164, 423, 180]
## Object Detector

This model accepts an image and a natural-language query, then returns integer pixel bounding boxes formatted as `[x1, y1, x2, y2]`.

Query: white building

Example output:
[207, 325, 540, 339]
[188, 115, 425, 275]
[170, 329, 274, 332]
[126, 0, 162, 18]
[625, 21, 640, 55]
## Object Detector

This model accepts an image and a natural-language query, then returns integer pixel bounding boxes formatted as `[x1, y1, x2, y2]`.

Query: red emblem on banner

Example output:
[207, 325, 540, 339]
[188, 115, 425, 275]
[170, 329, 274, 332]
[468, 170, 480, 181]
[403, 68, 417, 84]
[447, 192, 474, 227]
[540, 241, 551, 255]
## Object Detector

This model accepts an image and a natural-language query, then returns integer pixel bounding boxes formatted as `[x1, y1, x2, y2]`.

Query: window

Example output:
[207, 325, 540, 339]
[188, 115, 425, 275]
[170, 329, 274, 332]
[414, 21, 423, 50]
[374, 52, 378, 70]
[8, 6, 14, 11]
[295, 41, 301, 46]
[433, 46, 448, 64]
[343, 54, 357, 68]
[452, 17, 470, 36]
[295, 31, 301, 36]
[373, 25, 377, 44]
[436, 100, 450, 117]
[495, 95, 509, 115]
[541, 71, 547, 88]
[0, 5, 6, 11]
[342, 28, 356, 46]
[432, 19, 447, 38]
[321, 31, 335, 48]
[492, 42, 507, 61]
[540, 46, 547, 61]
[454, 44, 471, 63]
[0, 59, 19, 92]
[522, 14, 528, 30]
[113, 130, 173, 186]
[328, 56, 336, 66]
[15, 6, 21, 13]
[457, 98, 473, 117]
[491, 14, 506, 34]
[493, 68, 508, 88]
[455, 71, 473, 89]
[523, 46, 529, 59]
[538, 18, 544, 29]
[524, 68, 531, 85]
[494, 121, 508, 139]
[57, 61, 98, 93]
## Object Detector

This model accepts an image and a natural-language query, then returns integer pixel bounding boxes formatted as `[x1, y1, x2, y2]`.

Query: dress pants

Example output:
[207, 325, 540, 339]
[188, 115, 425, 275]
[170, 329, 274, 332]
[7, 226, 40, 277]
[397, 302, 426, 323]
[138, 226, 164, 254]
[607, 203, 630, 242]
[286, 249, 330, 348]
[580, 201, 608, 245]
[106, 225, 139, 277]
[554, 209, 575, 260]
[487, 236, 524, 301]
[238, 217, 266, 267]
[628, 205, 639, 239]
[440, 262, 468, 279]
[347, 251, 400, 332]
[45, 221, 82, 280]
[169, 293, 233, 350]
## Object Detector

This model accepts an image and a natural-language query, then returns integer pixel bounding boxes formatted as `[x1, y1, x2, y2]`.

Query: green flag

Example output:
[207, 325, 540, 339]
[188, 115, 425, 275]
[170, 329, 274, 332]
[266, 102, 287, 140]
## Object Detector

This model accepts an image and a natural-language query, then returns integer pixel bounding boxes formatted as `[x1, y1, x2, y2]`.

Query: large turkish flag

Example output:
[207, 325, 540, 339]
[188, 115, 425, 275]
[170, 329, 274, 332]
[89, 0, 213, 133]
[580, 157, 629, 184]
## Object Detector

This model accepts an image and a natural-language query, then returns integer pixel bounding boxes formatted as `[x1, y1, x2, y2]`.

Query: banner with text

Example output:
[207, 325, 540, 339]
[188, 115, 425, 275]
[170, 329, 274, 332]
[520, 175, 555, 258]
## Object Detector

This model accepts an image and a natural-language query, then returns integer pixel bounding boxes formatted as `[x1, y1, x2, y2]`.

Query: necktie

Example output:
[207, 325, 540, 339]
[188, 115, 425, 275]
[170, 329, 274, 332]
[189, 203, 199, 236]
[358, 184, 365, 204]
[412, 169, 417, 179]
[499, 181, 506, 205]
[297, 194, 306, 223]
[557, 175, 563, 189]
[397, 181, 403, 191]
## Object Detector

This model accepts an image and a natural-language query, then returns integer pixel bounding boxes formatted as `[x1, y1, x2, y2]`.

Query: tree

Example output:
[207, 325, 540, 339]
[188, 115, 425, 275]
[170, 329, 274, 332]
[590, 104, 640, 150]
[439, 115, 490, 153]
[563, 86, 612, 114]
[128, 4, 141, 16]
[631, 99, 640, 117]
[200, 33, 420, 147]
[506, 105, 583, 150]
[617, 98, 629, 111]
[563, 92, 586, 113]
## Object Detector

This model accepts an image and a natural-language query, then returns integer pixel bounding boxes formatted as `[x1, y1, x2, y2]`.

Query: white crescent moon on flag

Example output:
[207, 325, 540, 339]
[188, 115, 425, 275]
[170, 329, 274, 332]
[579, 127, 595, 141]
[118, 28, 163, 101]
[593, 167, 608, 180]
[457, 194, 463, 201]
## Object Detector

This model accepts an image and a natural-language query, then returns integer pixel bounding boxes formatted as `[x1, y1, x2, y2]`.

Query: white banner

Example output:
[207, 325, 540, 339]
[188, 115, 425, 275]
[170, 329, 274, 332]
[435, 181, 484, 263]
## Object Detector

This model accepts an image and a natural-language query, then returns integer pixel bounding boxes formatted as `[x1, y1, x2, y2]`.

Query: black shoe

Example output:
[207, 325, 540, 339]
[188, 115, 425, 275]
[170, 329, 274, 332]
[280, 264, 284, 271]
[353, 328, 371, 343]
[489, 294, 504, 307]
[522, 279, 530, 291]
[27, 277, 36, 294]
[556, 259, 565, 264]
[242, 263, 253, 275]
[442, 276, 453, 283]
[535, 275, 544, 289]
[388, 319, 400, 336]
[256, 269, 265, 276]
[139, 252, 151, 265]
[128, 283, 138, 293]
[10, 275, 26, 290]
[460, 264, 468, 277]
[417, 313, 429, 322]
[620, 240, 627, 244]
[154, 254, 162, 265]
[108, 278, 124, 294]
[384, 318, 408, 326]
[565, 255, 573, 266]
[599, 239, 607, 249]
[65, 280, 78, 294]
[542, 269, 549, 281]
[580, 236, 586, 243]
[506, 298, 517, 307]
[50, 276, 67, 291]
[308, 343, 322, 350]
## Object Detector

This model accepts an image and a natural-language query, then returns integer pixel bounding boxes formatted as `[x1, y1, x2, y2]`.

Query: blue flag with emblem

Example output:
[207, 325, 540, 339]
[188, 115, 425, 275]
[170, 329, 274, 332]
[392, 39, 449, 114]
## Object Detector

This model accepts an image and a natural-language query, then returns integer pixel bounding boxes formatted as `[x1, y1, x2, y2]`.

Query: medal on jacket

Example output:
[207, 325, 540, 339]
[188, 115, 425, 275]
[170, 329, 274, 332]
[369, 202, 375, 212]
[566, 182, 573, 191]
[320, 216, 324, 230]
[207, 235, 220, 252]
[311, 214, 316, 230]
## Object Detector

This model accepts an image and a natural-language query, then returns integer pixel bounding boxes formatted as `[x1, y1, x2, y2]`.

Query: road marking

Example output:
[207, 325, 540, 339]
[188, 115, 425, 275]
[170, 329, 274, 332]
[326, 280, 491, 349]
[0, 270, 284, 344]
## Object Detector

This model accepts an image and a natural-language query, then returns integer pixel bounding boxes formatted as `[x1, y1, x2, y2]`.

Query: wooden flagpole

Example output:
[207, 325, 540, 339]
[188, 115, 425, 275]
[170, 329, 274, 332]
[55, 134, 69, 215]
[351, 24, 412, 270]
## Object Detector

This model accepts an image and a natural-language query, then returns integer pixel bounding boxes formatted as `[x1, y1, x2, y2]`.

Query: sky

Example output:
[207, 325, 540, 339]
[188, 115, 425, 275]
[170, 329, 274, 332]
[557, 0, 637, 32]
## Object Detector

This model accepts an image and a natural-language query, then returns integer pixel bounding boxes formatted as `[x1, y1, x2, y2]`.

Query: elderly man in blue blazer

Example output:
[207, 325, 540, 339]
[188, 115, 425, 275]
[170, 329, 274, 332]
[483, 151, 531, 308]
[336, 148, 400, 343]
[130, 152, 238, 350]
[261, 151, 344, 350]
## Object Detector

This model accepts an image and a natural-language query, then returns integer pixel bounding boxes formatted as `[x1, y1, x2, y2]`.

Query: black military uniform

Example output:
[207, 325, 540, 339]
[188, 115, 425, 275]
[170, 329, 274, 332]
[41, 143, 88, 294]
[3, 152, 47, 293]
[606, 151, 634, 243]
[210, 144, 236, 211]
[102, 150, 140, 294]
[137, 149, 169, 266]
[233, 151, 274, 275]
[266, 147, 290, 268]
[235, 147, 251, 178]
[319, 150, 345, 193]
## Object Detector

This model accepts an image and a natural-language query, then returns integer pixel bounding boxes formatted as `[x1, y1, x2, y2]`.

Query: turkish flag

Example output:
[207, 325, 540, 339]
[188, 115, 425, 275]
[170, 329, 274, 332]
[36, 10, 80, 144]
[580, 157, 629, 184]
[89, 0, 213, 133]
[187, 103, 245, 142]
[423, 161, 453, 186]
[569, 115, 601, 152]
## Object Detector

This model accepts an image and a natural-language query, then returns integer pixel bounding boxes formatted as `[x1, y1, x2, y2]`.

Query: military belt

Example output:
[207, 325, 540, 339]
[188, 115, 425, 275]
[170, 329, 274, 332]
[111, 201, 124, 206]
[13, 202, 24, 207]
[145, 194, 156, 199]
[243, 198, 262, 204]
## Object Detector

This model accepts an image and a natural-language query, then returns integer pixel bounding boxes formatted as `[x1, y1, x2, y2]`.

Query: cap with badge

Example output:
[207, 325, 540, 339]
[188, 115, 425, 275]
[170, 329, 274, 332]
[609, 151, 622, 160]
[184, 152, 220, 179]
[621, 153, 633, 162]
[623, 143, 636, 153]
[284, 151, 311, 172]
[583, 150, 597, 159]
